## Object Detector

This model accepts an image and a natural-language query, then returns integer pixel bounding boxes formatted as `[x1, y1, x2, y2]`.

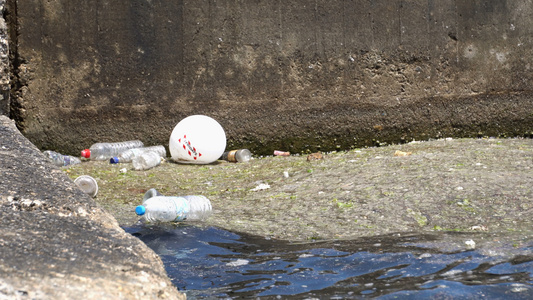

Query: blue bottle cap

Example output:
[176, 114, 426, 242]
[110, 157, 119, 164]
[135, 205, 146, 216]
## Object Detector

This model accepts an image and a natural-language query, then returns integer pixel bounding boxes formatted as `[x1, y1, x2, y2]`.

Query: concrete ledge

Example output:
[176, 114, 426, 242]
[0, 116, 184, 299]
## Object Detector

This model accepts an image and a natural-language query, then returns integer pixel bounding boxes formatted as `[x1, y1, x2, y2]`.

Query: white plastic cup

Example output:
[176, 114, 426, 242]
[74, 175, 98, 198]
[169, 115, 226, 164]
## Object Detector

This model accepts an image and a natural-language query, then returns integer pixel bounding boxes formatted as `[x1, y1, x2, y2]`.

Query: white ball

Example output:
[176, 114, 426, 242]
[169, 115, 226, 164]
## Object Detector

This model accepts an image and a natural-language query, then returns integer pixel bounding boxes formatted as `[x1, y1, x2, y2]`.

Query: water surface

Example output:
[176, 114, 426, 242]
[125, 225, 533, 299]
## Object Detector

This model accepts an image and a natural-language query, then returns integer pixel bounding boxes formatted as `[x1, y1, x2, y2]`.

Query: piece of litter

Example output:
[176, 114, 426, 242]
[307, 152, 323, 161]
[470, 225, 488, 231]
[226, 259, 249, 267]
[274, 150, 290, 156]
[298, 253, 314, 258]
[418, 253, 432, 259]
[283, 171, 289, 178]
[394, 150, 412, 157]
[251, 183, 270, 191]
[465, 239, 476, 250]
[120, 168, 128, 173]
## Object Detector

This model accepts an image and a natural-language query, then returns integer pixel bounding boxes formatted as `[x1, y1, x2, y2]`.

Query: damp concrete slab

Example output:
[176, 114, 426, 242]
[0, 116, 185, 299]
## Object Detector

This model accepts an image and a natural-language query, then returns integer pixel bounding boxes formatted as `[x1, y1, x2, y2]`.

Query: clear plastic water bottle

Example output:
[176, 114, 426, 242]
[135, 195, 212, 222]
[132, 151, 162, 170]
[143, 188, 162, 202]
[43, 150, 82, 167]
[182, 195, 213, 220]
[110, 145, 167, 164]
[74, 175, 98, 197]
[81, 140, 144, 160]
[221, 149, 253, 163]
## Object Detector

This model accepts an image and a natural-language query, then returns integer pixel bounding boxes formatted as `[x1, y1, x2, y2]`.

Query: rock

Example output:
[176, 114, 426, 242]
[0, 116, 185, 299]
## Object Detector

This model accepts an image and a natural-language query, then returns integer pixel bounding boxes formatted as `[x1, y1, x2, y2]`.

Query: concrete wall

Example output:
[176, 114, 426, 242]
[6, 0, 533, 155]
[0, 0, 9, 116]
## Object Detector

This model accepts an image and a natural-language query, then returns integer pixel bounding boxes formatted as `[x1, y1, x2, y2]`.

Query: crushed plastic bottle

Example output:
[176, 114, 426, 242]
[81, 140, 144, 160]
[43, 150, 81, 167]
[135, 195, 212, 222]
[110, 145, 167, 164]
[221, 149, 252, 163]
[132, 151, 162, 170]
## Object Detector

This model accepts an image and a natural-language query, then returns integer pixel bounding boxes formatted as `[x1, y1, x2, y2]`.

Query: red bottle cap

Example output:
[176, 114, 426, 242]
[81, 149, 91, 158]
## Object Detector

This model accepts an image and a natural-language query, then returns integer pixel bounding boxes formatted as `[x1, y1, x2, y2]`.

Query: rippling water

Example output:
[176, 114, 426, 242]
[125, 224, 533, 299]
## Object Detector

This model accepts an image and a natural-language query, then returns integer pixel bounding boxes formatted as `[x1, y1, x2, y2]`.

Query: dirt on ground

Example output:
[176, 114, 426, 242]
[64, 138, 533, 249]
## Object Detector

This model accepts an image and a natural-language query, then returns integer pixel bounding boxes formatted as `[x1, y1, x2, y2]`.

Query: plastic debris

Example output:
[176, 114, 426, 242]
[394, 150, 412, 157]
[307, 152, 323, 161]
[465, 239, 476, 250]
[74, 175, 98, 197]
[251, 183, 270, 191]
[81, 140, 144, 160]
[221, 149, 252, 163]
[226, 259, 249, 267]
[169, 115, 226, 164]
[274, 150, 290, 156]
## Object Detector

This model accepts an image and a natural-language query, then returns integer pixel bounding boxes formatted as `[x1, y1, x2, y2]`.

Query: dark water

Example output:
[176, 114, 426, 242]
[125, 225, 533, 299]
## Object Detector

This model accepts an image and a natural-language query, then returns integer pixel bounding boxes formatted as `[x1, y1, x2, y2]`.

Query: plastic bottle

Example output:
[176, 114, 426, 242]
[221, 149, 252, 163]
[182, 195, 213, 220]
[74, 175, 98, 197]
[135, 195, 212, 222]
[43, 150, 82, 167]
[81, 140, 144, 160]
[132, 151, 162, 170]
[110, 145, 167, 164]
[143, 188, 162, 202]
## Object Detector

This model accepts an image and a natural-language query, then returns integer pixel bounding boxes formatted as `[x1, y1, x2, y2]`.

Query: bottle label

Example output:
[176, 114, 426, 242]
[227, 150, 238, 162]
[173, 197, 190, 221]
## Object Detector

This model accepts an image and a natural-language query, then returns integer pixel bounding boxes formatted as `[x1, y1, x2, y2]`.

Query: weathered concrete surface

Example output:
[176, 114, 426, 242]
[0, 116, 185, 299]
[65, 135, 533, 247]
[0, 0, 10, 116]
[6, 0, 533, 155]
